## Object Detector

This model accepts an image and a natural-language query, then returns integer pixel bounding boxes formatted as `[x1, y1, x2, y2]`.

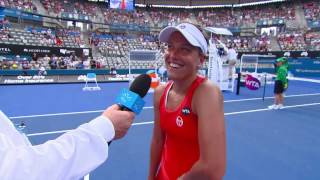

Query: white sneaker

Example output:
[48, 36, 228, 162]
[277, 104, 284, 109]
[268, 104, 277, 109]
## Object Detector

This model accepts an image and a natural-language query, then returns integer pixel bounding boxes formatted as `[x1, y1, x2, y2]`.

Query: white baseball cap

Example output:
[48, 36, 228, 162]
[159, 23, 208, 54]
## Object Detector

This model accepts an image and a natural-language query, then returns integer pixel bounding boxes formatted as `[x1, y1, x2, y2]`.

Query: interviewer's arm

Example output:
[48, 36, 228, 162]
[0, 105, 134, 180]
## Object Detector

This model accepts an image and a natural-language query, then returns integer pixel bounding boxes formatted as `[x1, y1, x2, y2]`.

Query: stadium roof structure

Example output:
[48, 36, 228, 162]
[136, 0, 289, 9]
[204, 27, 233, 36]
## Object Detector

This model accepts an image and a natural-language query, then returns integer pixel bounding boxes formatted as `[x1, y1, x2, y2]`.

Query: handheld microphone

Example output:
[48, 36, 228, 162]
[108, 74, 151, 145]
[116, 74, 152, 114]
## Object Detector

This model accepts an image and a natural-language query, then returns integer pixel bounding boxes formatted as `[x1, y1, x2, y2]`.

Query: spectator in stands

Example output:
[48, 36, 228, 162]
[38, 66, 47, 76]
[83, 57, 91, 69]
[49, 55, 58, 69]
[55, 36, 63, 46]
[76, 60, 84, 69]
[90, 58, 97, 69]
[148, 22, 226, 180]
[15, 55, 21, 62]
[268, 57, 288, 110]
[110, 66, 117, 76]
[2, 59, 9, 69]
[32, 60, 40, 70]
[21, 59, 31, 70]
[11, 61, 19, 70]
[43, 54, 50, 63]
[32, 53, 38, 62]
[70, 52, 78, 62]
[58, 57, 67, 69]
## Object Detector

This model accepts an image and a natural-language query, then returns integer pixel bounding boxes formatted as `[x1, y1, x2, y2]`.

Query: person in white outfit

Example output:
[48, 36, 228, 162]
[0, 104, 134, 180]
[227, 44, 238, 79]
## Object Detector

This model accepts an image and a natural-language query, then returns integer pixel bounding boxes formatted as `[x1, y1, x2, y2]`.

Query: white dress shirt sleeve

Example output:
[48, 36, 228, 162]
[0, 111, 115, 180]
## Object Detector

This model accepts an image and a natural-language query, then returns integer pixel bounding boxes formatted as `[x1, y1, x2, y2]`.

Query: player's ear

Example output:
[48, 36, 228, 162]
[199, 53, 206, 64]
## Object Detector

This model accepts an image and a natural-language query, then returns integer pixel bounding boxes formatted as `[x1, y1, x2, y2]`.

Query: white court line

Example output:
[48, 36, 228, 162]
[224, 93, 320, 103]
[225, 102, 320, 115]
[26, 102, 320, 137]
[27, 129, 71, 136]
[10, 110, 103, 119]
[10, 93, 320, 119]
[84, 174, 90, 180]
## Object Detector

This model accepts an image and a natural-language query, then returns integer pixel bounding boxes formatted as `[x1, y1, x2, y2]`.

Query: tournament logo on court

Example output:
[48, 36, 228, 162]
[176, 116, 184, 127]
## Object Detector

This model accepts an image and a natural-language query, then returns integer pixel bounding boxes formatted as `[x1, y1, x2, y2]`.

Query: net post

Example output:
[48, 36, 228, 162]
[236, 72, 241, 95]
[262, 73, 267, 101]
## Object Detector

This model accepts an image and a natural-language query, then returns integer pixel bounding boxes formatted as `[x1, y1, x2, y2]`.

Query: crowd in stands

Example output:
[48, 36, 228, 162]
[0, 51, 164, 71]
[0, 53, 105, 71]
[225, 35, 271, 52]
[195, 8, 238, 28]
[41, 0, 62, 14]
[235, 4, 295, 25]
[0, 23, 85, 48]
[41, 0, 98, 20]
[277, 31, 306, 51]
[148, 8, 192, 27]
[0, 28, 10, 41]
[102, 8, 150, 26]
[305, 31, 320, 51]
[91, 32, 159, 59]
[0, 0, 37, 13]
[0, 0, 299, 29]
[303, 1, 320, 22]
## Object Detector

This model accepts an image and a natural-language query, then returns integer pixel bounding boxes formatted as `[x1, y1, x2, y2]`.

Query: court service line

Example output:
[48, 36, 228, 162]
[26, 102, 320, 137]
[224, 92, 320, 103]
[10, 93, 320, 120]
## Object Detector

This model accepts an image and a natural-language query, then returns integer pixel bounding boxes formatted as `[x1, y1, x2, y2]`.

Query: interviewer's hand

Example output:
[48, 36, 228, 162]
[102, 104, 135, 140]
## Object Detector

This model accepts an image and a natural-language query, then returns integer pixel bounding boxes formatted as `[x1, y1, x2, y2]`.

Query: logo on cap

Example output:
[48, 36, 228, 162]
[179, 25, 186, 29]
[182, 107, 191, 115]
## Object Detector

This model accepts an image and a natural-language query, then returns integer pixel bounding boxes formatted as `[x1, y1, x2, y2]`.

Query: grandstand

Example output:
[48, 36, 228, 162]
[0, 0, 319, 80]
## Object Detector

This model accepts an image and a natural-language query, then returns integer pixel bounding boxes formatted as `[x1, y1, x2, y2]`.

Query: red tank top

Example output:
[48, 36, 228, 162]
[157, 76, 206, 180]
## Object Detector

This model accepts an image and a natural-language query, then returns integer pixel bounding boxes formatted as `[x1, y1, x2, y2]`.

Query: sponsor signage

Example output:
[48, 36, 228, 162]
[3, 8, 43, 21]
[0, 47, 11, 54]
[2, 75, 56, 84]
[0, 74, 132, 85]
[245, 74, 261, 90]
[0, 44, 91, 57]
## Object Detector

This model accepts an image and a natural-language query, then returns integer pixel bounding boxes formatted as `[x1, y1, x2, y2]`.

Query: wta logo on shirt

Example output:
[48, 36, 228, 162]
[176, 116, 184, 127]
[182, 107, 191, 115]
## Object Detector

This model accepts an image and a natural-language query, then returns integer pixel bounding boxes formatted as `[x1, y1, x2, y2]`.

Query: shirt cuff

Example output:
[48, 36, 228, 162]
[89, 115, 115, 143]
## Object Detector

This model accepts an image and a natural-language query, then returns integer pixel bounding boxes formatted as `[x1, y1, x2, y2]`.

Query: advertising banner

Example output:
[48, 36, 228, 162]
[0, 74, 130, 85]
[0, 44, 91, 58]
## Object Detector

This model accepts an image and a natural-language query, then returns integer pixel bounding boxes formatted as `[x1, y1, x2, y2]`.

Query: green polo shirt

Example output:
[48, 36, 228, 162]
[276, 66, 288, 87]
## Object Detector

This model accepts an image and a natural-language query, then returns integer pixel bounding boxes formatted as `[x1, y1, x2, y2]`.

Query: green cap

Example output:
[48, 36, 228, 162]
[276, 57, 287, 63]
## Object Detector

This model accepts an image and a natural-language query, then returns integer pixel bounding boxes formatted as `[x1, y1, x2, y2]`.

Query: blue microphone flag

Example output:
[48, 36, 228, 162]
[116, 88, 145, 114]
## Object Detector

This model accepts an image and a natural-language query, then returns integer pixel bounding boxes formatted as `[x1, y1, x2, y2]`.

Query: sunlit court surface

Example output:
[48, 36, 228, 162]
[1, 78, 320, 180]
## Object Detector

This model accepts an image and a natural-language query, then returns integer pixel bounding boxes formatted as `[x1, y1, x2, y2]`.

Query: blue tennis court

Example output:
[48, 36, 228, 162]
[1, 80, 320, 180]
